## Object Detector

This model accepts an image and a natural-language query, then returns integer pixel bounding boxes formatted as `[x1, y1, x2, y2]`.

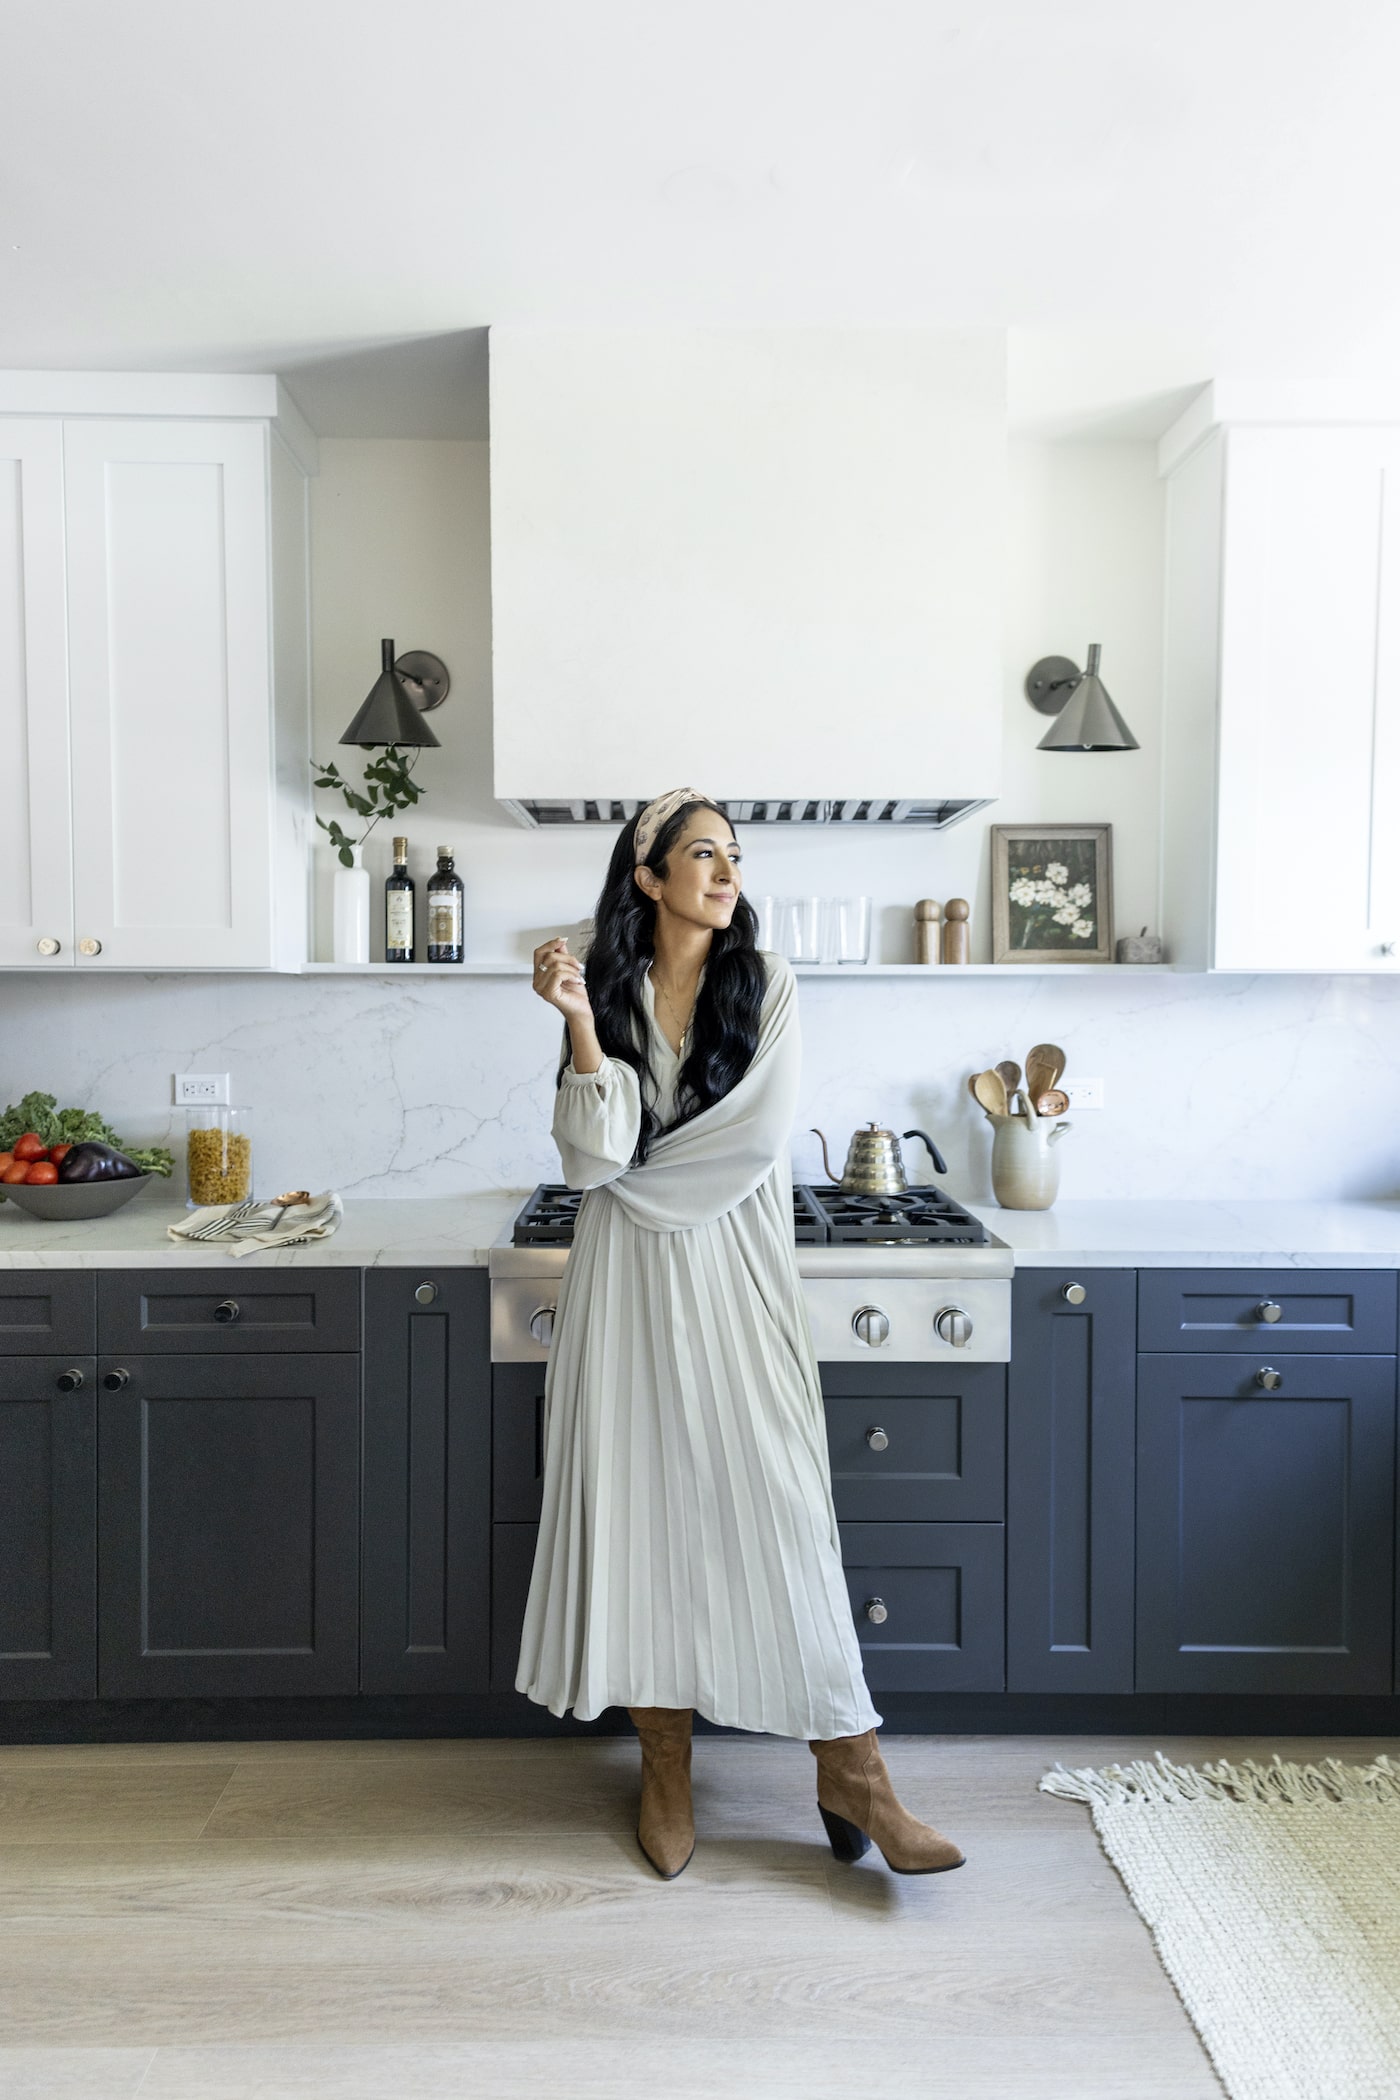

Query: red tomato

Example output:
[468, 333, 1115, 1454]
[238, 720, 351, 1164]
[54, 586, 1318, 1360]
[23, 1162, 59, 1184]
[13, 1133, 47, 1161]
[47, 1144, 72, 1164]
[1, 1163, 31, 1184]
[0, 1152, 12, 1174]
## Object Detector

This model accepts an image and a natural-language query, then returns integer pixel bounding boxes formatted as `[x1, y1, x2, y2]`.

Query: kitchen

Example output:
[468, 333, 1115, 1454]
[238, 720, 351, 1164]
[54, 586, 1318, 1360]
[5, 6, 1400, 2098]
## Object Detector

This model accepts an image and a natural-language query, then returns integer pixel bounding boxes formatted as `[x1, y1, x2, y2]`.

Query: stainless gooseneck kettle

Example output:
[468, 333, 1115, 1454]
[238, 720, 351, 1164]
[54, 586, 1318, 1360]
[810, 1122, 949, 1195]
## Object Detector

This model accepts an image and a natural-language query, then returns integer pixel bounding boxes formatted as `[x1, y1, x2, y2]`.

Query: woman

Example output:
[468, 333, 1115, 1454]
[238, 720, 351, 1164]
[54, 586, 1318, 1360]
[517, 787, 964, 1883]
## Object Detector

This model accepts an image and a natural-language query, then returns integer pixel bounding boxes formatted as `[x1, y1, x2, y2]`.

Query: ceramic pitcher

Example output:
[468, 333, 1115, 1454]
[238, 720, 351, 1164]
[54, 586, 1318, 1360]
[989, 1111, 1071, 1211]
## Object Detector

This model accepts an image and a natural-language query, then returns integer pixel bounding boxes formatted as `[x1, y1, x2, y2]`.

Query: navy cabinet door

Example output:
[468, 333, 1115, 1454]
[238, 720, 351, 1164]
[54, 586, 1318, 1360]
[98, 1354, 360, 1697]
[362, 1270, 491, 1694]
[1137, 1353, 1396, 1693]
[1007, 1270, 1137, 1693]
[840, 1521, 1004, 1692]
[0, 1358, 97, 1698]
[821, 1364, 1004, 1522]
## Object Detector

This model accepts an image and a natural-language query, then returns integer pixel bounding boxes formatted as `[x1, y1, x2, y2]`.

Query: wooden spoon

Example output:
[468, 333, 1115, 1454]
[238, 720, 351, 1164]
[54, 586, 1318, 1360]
[995, 1059, 1022, 1098]
[1026, 1041, 1066, 1101]
[971, 1068, 1009, 1118]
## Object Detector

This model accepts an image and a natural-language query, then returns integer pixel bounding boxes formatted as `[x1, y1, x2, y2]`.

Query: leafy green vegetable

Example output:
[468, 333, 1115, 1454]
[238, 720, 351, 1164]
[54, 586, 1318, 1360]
[0, 1091, 173, 1200]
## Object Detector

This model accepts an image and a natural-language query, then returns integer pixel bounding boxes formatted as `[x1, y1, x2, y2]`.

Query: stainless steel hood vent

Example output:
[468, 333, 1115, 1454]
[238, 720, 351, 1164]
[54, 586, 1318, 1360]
[501, 797, 992, 831]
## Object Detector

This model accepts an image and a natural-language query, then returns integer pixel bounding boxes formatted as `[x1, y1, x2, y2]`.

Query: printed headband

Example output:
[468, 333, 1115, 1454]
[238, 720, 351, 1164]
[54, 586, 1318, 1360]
[633, 787, 711, 865]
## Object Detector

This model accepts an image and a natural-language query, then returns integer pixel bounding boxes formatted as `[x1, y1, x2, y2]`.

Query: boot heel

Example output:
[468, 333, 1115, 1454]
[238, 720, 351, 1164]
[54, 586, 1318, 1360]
[819, 1804, 872, 1863]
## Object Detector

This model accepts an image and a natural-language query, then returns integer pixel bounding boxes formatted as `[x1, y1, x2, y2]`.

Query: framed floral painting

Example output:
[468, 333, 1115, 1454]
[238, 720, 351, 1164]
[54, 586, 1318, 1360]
[990, 824, 1114, 964]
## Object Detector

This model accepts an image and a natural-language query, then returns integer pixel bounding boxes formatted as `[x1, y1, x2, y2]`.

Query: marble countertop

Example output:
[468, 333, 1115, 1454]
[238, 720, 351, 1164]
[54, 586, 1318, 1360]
[2, 1191, 1400, 1271]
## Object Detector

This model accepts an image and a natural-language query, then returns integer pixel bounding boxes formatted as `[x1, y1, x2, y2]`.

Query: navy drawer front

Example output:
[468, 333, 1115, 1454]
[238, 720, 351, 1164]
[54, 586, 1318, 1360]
[824, 1370, 1004, 1523]
[1138, 1269, 1397, 1354]
[840, 1521, 1004, 1693]
[98, 1269, 361, 1353]
[0, 1274, 95, 1355]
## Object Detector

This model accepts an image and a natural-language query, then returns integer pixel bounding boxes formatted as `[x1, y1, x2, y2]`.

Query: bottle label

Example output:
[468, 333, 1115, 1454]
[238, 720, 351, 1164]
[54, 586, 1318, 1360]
[429, 896, 462, 945]
[386, 894, 413, 948]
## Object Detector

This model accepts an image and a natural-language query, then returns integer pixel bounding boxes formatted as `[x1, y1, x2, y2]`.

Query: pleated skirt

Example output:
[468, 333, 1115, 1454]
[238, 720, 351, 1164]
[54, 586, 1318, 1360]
[514, 1159, 883, 1738]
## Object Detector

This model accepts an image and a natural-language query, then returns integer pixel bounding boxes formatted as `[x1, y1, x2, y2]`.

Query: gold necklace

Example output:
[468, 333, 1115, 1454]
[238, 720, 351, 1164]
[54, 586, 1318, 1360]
[649, 967, 697, 1046]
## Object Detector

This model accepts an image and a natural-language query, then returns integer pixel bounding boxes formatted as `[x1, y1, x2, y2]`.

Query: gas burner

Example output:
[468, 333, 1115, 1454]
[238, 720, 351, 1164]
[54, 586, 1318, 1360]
[511, 1178, 989, 1248]
[512, 1183, 585, 1244]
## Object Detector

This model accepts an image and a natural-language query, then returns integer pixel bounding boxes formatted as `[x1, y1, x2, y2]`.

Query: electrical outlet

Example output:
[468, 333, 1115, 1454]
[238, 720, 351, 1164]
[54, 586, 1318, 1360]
[173, 1073, 229, 1106]
[1063, 1077, 1104, 1111]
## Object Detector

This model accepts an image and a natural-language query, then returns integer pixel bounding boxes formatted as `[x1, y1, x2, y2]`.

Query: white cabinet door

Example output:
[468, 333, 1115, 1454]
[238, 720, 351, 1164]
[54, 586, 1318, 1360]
[1213, 428, 1400, 972]
[0, 421, 73, 968]
[63, 420, 273, 968]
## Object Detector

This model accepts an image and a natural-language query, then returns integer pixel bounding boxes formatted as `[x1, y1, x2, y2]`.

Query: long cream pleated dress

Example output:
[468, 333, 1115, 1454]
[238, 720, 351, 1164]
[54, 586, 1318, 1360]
[515, 947, 882, 1739]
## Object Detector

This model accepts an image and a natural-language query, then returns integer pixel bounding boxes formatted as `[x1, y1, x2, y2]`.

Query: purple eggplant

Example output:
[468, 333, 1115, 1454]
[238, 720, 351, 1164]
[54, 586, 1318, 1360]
[57, 1142, 143, 1183]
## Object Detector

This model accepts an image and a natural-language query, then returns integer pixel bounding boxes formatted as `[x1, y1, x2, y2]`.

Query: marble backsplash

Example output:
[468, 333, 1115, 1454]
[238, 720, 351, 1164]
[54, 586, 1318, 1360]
[5, 966, 1400, 1207]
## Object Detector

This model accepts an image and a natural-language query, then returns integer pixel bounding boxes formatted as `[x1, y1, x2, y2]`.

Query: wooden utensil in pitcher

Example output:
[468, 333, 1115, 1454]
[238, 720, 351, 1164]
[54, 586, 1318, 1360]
[1025, 1042, 1066, 1101]
[971, 1068, 1009, 1118]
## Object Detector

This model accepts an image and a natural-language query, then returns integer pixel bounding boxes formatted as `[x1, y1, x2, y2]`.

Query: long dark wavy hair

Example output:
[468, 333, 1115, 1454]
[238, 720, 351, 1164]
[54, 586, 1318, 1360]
[556, 798, 766, 1166]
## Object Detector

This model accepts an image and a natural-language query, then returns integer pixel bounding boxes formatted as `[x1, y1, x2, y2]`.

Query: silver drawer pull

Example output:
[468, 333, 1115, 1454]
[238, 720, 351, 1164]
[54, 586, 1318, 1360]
[1255, 1366, 1283, 1391]
[414, 1281, 440, 1305]
[102, 1369, 130, 1391]
[864, 1597, 889, 1625]
[1061, 1281, 1087, 1306]
[865, 1426, 889, 1452]
[55, 1368, 84, 1392]
[213, 1299, 241, 1325]
[1256, 1300, 1283, 1324]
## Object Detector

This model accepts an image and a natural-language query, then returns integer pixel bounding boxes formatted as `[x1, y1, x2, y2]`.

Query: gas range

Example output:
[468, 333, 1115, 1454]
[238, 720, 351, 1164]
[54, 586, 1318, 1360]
[489, 1181, 1013, 1366]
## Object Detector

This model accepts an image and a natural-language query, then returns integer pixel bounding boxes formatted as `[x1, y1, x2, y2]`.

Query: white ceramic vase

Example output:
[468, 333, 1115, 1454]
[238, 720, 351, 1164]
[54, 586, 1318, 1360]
[331, 844, 370, 965]
[988, 1111, 1071, 1210]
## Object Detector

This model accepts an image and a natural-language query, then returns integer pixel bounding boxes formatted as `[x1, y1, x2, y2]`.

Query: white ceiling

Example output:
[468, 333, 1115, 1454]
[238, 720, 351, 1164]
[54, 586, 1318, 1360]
[5, 0, 1400, 437]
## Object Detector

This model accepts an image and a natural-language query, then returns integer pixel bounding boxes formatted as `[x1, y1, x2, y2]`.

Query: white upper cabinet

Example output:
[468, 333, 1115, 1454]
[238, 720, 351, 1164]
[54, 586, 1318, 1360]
[1161, 415, 1400, 972]
[0, 422, 72, 967]
[0, 380, 313, 969]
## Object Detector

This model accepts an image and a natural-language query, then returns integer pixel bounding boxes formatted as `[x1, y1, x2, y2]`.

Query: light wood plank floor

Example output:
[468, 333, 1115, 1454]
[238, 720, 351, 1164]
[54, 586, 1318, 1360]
[0, 1730, 1390, 2099]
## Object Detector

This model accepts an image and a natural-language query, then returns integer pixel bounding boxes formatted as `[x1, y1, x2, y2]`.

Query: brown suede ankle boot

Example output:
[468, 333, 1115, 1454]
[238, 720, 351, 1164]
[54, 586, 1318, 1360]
[627, 1706, 695, 1879]
[810, 1730, 964, 1875]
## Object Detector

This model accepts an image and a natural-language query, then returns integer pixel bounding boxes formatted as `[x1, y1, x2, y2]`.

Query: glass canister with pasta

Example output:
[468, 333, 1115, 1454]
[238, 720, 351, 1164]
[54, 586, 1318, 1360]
[184, 1107, 254, 1209]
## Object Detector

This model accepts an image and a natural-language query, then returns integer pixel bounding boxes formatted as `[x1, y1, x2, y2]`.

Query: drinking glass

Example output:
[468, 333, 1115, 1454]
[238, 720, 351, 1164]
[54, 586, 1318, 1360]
[753, 895, 781, 951]
[833, 895, 872, 964]
[788, 896, 824, 964]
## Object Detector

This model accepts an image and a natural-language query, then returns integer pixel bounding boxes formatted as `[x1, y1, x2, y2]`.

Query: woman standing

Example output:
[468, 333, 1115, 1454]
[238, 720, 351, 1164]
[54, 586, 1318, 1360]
[518, 788, 964, 1882]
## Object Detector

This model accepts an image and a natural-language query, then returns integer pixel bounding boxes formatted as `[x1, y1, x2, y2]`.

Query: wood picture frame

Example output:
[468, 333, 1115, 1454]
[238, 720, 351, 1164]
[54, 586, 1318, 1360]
[991, 823, 1114, 964]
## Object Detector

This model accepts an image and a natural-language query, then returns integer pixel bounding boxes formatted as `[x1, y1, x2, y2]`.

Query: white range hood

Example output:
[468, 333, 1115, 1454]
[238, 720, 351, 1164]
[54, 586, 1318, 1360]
[488, 328, 1005, 829]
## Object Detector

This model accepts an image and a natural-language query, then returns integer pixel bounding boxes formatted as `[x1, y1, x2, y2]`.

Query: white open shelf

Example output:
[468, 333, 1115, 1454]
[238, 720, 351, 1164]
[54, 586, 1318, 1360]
[300, 961, 1179, 977]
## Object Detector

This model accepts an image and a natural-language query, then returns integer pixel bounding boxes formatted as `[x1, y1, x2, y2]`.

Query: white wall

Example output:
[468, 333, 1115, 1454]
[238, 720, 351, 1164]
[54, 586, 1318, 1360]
[6, 432, 1398, 1207]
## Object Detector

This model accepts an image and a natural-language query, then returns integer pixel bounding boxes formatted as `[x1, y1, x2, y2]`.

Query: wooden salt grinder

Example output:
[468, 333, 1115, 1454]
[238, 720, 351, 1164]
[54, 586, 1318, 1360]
[914, 899, 942, 964]
[942, 897, 970, 965]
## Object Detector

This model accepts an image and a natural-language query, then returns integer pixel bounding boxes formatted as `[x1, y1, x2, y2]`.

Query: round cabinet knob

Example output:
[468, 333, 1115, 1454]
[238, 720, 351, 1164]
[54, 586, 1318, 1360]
[413, 1281, 439, 1306]
[1380, 941, 1397, 957]
[77, 937, 102, 957]
[35, 936, 61, 956]
[55, 1368, 85, 1392]
[102, 1369, 130, 1391]
[212, 1299, 241, 1325]
[865, 1426, 890, 1452]
[852, 1306, 890, 1348]
[1061, 1281, 1087, 1306]
[935, 1305, 973, 1349]
[864, 1597, 889, 1625]
[1255, 1300, 1283, 1324]
[529, 1305, 556, 1347]
[1255, 1366, 1283, 1391]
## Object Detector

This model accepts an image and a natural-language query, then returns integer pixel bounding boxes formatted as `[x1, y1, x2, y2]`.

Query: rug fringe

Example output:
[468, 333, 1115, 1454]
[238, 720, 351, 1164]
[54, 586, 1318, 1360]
[1039, 1749, 1400, 1808]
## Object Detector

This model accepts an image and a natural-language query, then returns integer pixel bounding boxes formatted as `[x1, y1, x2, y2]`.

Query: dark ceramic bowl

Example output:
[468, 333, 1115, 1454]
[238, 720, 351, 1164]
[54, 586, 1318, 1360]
[1, 1173, 153, 1220]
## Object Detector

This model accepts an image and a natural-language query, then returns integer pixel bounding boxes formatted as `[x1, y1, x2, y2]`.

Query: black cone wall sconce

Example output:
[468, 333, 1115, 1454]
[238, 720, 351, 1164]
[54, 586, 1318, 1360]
[1025, 643, 1139, 752]
[339, 639, 450, 748]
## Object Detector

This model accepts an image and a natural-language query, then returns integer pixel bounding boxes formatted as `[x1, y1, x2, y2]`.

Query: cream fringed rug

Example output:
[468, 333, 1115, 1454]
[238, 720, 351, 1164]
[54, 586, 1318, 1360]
[1040, 1752, 1400, 2100]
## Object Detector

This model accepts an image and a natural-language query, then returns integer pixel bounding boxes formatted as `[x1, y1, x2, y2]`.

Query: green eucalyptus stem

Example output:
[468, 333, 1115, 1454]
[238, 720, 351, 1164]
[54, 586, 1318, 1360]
[311, 745, 424, 868]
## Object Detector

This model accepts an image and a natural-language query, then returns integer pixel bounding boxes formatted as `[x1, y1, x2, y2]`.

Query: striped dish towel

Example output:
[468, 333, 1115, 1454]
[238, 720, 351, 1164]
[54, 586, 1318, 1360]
[167, 1191, 344, 1257]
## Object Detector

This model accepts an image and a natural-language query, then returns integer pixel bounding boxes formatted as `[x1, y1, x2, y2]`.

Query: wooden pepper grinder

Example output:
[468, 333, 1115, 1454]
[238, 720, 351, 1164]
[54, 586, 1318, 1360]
[942, 897, 970, 965]
[914, 899, 942, 964]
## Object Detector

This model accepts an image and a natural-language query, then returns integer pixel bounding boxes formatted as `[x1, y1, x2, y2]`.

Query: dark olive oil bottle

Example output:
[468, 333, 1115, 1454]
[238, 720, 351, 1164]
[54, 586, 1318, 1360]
[426, 846, 464, 963]
[385, 836, 414, 962]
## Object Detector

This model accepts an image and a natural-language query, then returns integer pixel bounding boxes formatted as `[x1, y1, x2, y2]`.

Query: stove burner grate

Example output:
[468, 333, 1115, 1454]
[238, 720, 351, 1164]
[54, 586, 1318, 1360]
[511, 1178, 988, 1248]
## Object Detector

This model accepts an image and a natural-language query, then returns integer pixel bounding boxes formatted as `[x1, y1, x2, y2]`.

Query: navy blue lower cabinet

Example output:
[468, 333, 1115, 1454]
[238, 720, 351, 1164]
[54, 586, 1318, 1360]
[0, 1357, 97, 1698]
[1136, 1353, 1397, 1694]
[1006, 1270, 1137, 1694]
[822, 1364, 1004, 1523]
[491, 1523, 540, 1692]
[361, 1270, 491, 1695]
[98, 1353, 361, 1698]
[840, 1521, 1004, 1692]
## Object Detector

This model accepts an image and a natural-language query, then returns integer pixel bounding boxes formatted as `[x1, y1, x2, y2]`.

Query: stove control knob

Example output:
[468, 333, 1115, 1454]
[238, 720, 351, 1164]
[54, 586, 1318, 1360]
[935, 1305, 973, 1349]
[865, 1426, 889, 1452]
[529, 1305, 556, 1348]
[852, 1306, 890, 1349]
[864, 1597, 889, 1625]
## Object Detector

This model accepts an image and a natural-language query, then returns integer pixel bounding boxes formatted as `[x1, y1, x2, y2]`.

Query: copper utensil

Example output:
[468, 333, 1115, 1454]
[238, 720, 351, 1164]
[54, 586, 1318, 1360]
[1034, 1088, 1070, 1118]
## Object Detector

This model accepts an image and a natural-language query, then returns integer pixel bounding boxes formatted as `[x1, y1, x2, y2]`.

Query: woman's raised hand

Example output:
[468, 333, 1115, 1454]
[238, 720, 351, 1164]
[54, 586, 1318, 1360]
[532, 936, 593, 1021]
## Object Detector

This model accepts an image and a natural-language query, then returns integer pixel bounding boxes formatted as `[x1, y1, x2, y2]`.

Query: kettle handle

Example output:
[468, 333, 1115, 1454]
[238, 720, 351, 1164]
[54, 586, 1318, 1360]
[809, 1128, 837, 1182]
[903, 1128, 949, 1179]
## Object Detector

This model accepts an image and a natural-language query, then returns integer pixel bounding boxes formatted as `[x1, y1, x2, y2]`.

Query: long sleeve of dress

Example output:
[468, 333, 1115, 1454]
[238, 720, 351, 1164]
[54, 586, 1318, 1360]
[551, 1054, 643, 1190]
[607, 954, 800, 1232]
